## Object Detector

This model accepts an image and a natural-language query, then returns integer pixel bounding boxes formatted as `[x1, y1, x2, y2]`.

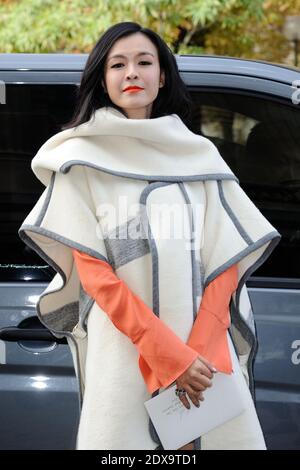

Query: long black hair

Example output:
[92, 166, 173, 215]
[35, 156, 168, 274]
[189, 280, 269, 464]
[62, 22, 195, 131]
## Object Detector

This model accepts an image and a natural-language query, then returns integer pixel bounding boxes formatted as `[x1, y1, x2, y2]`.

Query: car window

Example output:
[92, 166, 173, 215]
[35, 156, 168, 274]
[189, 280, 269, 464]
[191, 91, 300, 280]
[0, 84, 77, 282]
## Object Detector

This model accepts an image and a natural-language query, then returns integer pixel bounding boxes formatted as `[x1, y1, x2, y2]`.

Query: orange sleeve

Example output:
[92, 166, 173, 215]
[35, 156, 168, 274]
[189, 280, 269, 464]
[72, 249, 199, 394]
[187, 263, 239, 374]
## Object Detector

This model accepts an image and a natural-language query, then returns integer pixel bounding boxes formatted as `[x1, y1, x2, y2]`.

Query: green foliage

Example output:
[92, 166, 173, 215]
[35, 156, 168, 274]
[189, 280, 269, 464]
[0, 0, 298, 66]
[0, 0, 114, 52]
[0, 0, 262, 53]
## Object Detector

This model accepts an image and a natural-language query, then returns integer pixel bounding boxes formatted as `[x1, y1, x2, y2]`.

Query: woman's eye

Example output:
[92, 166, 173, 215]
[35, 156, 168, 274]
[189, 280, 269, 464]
[111, 61, 152, 68]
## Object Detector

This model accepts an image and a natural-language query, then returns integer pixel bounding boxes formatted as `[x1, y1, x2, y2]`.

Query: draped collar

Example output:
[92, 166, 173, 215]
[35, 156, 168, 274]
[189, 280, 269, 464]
[31, 106, 236, 186]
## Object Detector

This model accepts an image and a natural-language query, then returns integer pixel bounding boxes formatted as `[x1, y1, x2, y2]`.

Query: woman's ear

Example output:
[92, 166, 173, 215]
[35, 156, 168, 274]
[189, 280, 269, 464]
[159, 70, 165, 88]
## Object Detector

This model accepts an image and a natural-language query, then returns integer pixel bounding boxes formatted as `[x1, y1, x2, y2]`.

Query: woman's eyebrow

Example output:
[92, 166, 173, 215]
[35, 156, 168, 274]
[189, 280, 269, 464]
[107, 52, 155, 62]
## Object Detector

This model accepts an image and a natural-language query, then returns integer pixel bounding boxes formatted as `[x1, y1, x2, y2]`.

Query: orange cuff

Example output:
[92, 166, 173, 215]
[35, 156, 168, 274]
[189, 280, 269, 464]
[187, 264, 238, 374]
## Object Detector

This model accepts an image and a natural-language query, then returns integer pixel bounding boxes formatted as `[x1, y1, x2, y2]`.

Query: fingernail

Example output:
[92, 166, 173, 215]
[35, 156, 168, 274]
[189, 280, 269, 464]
[212, 367, 218, 373]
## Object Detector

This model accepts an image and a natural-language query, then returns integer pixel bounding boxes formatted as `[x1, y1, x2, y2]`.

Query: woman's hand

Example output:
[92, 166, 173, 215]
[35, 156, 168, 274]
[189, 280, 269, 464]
[175, 355, 217, 409]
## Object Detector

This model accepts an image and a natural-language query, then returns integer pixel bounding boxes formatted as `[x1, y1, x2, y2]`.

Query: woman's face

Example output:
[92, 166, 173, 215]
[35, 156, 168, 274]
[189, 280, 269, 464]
[102, 32, 165, 119]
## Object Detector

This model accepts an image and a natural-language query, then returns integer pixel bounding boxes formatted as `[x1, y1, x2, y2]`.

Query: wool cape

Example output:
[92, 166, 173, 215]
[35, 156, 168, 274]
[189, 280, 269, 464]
[19, 106, 281, 450]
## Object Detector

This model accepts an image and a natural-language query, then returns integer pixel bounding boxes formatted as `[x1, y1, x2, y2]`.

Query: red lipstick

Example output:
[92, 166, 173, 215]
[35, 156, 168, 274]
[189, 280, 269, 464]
[123, 86, 144, 93]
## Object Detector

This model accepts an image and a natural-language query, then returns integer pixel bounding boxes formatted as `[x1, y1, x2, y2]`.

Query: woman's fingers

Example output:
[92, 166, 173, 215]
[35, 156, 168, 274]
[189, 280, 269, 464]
[182, 385, 203, 407]
[179, 392, 191, 409]
[191, 374, 213, 389]
[186, 384, 203, 408]
[198, 355, 218, 375]
[188, 364, 213, 389]
[175, 355, 217, 409]
[179, 385, 204, 409]
[194, 359, 214, 379]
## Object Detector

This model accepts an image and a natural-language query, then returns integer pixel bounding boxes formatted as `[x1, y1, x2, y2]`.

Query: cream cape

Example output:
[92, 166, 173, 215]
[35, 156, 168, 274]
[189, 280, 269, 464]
[19, 106, 280, 449]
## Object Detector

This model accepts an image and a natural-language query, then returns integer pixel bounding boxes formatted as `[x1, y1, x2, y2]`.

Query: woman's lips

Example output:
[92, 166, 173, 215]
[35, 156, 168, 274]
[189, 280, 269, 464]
[123, 88, 144, 93]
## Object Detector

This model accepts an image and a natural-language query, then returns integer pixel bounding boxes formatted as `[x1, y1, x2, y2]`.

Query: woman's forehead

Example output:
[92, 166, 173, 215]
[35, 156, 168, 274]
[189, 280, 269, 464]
[107, 33, 158, 59]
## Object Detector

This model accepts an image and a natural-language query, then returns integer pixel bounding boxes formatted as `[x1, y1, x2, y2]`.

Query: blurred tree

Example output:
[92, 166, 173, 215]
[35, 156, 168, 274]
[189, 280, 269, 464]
[205, 0, 300, 65]
[0, 0, 263, 53]
[0, 0, 298, 67]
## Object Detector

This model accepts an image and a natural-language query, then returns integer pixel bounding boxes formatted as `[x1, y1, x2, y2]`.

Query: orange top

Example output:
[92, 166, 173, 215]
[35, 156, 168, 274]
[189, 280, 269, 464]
[72, 249, 238, 393]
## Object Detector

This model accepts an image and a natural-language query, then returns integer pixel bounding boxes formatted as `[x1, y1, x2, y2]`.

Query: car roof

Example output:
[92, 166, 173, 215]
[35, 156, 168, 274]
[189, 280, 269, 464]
[0, 53, 299, 85]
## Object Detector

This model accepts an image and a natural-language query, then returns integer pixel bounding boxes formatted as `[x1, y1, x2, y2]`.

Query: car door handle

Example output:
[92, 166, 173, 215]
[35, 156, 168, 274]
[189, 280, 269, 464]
[0, 327, 67, 344]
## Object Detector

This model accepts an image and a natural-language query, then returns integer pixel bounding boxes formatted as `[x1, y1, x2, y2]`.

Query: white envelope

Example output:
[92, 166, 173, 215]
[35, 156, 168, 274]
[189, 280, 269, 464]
[144, 369, 246, 450]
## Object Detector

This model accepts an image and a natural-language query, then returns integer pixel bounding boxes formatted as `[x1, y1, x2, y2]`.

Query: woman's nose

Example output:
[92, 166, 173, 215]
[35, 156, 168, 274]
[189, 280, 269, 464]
[126, 66, 138, 79]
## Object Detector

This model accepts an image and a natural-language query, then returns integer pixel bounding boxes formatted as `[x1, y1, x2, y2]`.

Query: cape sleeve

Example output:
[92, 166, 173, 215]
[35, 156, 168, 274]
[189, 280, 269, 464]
[201, 178, 282, 388]
[18, 166, 109, 337]
[201, 179, 281, 284]
[72, 248, 199, 394]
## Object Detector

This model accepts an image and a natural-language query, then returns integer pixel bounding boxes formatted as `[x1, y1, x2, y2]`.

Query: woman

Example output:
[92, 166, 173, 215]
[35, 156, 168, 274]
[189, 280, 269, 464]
[19, 22, 281, 450]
